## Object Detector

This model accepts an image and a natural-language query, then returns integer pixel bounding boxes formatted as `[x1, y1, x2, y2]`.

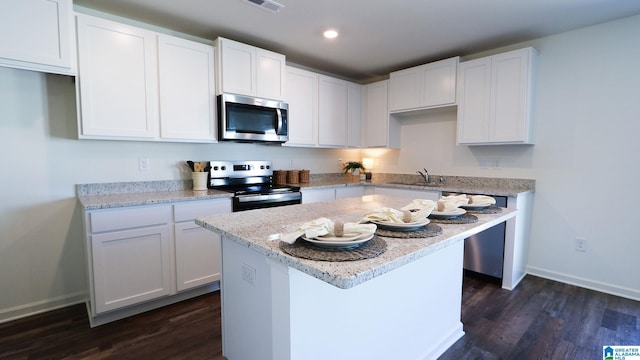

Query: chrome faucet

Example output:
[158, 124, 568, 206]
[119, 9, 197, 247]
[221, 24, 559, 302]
[417, 168, 429, 183]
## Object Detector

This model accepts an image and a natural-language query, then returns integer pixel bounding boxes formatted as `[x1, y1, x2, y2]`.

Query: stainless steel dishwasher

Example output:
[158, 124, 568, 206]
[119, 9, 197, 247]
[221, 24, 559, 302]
[444, 192, 507, 283]
[464, 195, 507, 282]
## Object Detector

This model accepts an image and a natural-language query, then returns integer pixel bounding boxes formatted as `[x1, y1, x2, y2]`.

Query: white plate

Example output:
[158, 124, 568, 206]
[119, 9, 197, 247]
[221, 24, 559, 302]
[429, 208, 466, 219]
[371, 217, 430, 231]
[311, 232, 362, 242]
[301, 232, 374, 248]
[461, 203, 492, 209]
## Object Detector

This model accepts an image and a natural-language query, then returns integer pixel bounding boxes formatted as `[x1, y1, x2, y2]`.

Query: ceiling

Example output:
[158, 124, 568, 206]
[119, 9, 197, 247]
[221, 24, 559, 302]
[73, 0, 640, 83]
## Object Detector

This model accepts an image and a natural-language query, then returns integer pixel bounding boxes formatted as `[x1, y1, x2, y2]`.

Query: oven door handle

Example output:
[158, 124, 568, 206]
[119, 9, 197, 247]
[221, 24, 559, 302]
[236, 192, 301, 203]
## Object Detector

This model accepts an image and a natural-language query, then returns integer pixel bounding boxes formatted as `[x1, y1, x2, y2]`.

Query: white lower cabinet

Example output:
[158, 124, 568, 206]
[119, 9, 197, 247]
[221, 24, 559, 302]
[174, 200, 229, 291]
[91, 224, 172, 314]
[83, 198, 230, 326]
[374, 186, 440, 201]
[336, 186, 365, 199]
[301, 188, 336, 204]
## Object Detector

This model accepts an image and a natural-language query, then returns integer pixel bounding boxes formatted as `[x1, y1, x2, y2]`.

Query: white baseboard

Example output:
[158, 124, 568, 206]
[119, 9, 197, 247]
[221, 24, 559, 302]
[0, 291, 87, 324]
[527, 266, 640, 301]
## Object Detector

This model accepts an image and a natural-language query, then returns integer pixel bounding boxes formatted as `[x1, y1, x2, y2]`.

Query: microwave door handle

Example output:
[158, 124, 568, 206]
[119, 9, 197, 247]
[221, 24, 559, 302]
[276, 109, 283, 134]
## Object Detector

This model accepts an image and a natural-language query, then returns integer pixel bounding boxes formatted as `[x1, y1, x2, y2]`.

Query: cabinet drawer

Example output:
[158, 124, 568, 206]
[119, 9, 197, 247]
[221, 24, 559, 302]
[89, 205, 172, 233]
[174, 199, 231, 222]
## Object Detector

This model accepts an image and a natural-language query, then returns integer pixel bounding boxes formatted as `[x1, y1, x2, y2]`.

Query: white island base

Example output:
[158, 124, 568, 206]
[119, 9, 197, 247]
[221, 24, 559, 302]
[222, 237, 465, 360]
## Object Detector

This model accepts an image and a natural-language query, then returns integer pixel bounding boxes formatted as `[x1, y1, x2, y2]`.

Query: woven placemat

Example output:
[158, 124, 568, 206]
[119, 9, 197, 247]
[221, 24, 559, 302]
[375, 223, 443, 238]
[279, 236, 386, 262]
[465, 205, 503, 214]
[429, 213, 478, 224]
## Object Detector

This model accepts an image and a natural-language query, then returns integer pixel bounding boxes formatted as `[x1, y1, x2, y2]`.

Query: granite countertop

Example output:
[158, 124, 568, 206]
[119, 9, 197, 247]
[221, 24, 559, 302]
[77, 180, 232, 210]
[76, 174, 535, 210]
[195, 195, 517, 289]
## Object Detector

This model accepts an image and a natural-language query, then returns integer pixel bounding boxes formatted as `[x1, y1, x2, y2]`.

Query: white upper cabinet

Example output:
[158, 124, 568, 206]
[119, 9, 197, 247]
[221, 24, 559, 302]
[76, 13, 216, 142]
[76, 14, 158, 140]
[318, 75, 348, 147]
[158, 34, 216, 142]
[216, 37, 285, 101]
[284, 66, 318, 147]
[0, 0, 76, 75]
[457, 47, 538, 145]
[347, 83, 364, 148]
[284, 66, 362, 148]
[365, 80, 400, 148]
[389, 57, 459, 113]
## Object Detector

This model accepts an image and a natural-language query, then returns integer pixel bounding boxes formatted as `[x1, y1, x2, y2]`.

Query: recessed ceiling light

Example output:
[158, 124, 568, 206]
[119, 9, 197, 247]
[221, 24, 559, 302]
[323, 29, 338, 39]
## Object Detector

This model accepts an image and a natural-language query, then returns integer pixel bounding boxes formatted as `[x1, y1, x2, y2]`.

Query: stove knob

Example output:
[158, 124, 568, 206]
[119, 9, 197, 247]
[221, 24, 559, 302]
[213, 166, 219, 171]
[266, 165, 270, 169]
[260, 165, 265, 170]
[221, 166, 226, 171]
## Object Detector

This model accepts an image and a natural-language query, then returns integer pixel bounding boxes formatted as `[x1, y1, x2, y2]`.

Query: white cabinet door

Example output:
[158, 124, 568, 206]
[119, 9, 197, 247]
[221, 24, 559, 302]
[76, 14, 158, 139]
[420, 57, 458, 108]
[389, 57, 458, 113]
[284, 66, 318, 147]
[218, 38, 255, 96]
[91, 224, 171, 314]
[158, 34, 216, 142]
[0, 0, 75, 75]
[347, 83, 364, 148]
[257, 48, 286, 100]
[490, 49, 534, 143]
[457, 47, 537, 145]
[174, 199, 230, 291]
[318, 75, 348, 147]
[374, 187, 440, 201]
[217, 37, 285, 101]
[389, 67, 420, 112]
[336, 186, 365, 199]
[301, 188, 336, 204]
[365, 80, 400, 148]
[175, 222, 221, 291]
[456, 57, 491, 144]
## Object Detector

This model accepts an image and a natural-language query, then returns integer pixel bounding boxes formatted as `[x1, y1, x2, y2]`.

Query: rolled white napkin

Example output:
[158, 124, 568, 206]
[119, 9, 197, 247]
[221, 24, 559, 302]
[361, 200, 433, 224]
[400, 199, 436, 219]
[437, 194, 469, 212]
[466, 195, 496, 206]
[280, 217, 376, 244]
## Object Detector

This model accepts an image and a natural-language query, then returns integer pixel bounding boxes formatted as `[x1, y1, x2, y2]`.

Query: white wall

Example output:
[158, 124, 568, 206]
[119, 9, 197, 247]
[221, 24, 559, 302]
[364, 15, 640, 300]
[0, 67, 359, 321]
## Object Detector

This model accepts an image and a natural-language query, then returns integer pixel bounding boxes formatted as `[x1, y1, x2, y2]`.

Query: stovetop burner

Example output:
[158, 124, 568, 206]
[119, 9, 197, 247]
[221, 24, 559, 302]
[207, 160, 302, 211]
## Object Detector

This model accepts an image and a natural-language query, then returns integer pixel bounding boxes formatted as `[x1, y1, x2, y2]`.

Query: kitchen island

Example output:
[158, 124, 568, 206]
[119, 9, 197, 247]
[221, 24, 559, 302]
[196, 194, 517, 360]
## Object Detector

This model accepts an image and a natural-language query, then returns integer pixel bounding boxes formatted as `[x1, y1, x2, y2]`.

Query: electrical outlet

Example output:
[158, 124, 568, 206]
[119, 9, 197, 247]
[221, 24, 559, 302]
[138, 158, 150, 171]
[242, 264, 256, 286]
[338, 158, 343, 167]
[575, 238, 587, 252]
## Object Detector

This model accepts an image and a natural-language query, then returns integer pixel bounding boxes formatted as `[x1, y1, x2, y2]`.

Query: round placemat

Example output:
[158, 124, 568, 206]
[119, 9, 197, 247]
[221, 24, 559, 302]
[280, 236, 387, 262]
[429, 213, 478, 224]
[465, 205, 503, 214]
[375, 223, 443, 238]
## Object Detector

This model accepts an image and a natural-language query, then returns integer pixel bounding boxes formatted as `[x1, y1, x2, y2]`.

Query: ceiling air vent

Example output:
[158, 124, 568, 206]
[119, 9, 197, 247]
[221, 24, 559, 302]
[245, 0, 284, 13]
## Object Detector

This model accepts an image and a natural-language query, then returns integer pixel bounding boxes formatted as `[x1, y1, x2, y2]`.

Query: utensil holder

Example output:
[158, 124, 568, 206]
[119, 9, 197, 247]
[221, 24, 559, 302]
[192, 172, 208, 191]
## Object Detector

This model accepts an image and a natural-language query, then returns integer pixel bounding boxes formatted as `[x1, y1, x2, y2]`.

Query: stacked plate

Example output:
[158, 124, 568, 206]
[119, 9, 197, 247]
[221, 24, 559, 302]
[301, 232, 374, 248]
[370, 218, 430, 231]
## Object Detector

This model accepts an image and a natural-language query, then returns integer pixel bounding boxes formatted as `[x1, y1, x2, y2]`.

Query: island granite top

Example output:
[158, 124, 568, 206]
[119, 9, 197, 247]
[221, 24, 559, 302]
[195, 194, 517, 289]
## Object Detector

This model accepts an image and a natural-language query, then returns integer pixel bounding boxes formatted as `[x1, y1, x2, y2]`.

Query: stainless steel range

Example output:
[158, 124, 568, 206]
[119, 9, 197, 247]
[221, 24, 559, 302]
[208, 160, 301, 212]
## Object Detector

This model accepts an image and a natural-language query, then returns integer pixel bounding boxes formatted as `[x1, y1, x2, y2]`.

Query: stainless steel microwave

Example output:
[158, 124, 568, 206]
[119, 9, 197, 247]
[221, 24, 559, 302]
[217, 93, 289, 143]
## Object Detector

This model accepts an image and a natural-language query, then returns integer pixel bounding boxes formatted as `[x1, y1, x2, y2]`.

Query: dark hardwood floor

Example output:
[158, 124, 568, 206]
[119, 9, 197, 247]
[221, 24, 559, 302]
[1, 275, 638, 360]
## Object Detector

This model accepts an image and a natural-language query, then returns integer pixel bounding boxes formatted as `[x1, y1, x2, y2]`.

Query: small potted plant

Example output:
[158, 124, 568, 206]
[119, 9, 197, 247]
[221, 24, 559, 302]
[342, 161, 365, 177]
